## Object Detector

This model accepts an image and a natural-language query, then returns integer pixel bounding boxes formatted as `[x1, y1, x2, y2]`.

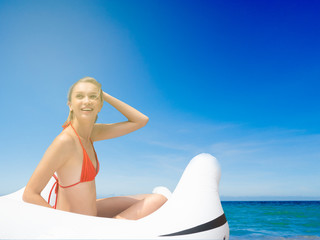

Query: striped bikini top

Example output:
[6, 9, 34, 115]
[48, 122, 99, 209]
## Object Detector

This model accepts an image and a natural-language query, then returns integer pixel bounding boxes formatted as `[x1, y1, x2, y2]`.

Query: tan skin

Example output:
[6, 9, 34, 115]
[23, 82, 167, 219]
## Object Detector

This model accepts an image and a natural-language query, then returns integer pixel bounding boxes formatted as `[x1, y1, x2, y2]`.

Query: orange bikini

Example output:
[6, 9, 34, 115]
[48, 122, 99, 209]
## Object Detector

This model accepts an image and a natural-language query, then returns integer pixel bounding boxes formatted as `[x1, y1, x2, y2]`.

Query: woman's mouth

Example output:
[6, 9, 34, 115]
[81, 108, 93, 112]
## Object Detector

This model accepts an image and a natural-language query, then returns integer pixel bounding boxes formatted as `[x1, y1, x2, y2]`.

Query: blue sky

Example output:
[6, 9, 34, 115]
[0, 0, 319, 200]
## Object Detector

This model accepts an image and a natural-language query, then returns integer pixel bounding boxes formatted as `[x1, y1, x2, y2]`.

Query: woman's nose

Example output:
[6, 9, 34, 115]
[83, 96, 92, 104]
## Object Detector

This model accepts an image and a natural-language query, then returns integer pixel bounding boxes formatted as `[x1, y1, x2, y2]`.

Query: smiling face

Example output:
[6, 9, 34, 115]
[68, 82, 103, 123]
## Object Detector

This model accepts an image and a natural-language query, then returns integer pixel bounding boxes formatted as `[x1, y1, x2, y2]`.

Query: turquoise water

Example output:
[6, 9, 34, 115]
[222, 201, 320, 239]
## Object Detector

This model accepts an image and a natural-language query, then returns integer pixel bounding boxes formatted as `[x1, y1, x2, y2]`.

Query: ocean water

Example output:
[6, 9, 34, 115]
[221, 201, 320, 240]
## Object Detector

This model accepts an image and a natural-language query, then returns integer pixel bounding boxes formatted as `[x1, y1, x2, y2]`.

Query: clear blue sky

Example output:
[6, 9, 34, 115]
[0, 0, 319, 200]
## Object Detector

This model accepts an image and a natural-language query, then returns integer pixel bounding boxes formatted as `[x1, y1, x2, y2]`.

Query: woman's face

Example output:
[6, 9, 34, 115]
[69, 82, 103, 122]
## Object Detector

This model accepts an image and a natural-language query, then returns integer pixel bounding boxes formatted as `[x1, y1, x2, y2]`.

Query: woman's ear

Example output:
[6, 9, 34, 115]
[68, 101, 73, 112]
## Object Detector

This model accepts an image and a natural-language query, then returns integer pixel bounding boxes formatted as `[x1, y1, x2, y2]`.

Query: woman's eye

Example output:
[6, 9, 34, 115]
[90, 95, 98, 99]
[76, 94, 84, 99]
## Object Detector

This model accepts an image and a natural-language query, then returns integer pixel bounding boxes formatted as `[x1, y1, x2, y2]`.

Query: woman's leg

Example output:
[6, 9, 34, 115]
[114, 193, 167, 220]
[96, 194, 150, 218]
[96, 193, 167, 220]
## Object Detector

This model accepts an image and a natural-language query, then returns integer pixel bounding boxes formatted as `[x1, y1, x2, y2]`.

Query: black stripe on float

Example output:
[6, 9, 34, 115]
[159, 213, 227, 237]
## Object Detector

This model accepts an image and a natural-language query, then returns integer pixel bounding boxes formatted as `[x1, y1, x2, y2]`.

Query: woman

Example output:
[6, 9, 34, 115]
[23, 77, 168, 220]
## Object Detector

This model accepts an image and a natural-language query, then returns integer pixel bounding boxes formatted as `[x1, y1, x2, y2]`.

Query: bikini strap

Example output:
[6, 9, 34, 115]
[62, 121, 71, 129]
[63, 122, 93, 151]
[48, 174, 82, 209]
[48, 174, 59, 209]
[68, 123, 85, 149]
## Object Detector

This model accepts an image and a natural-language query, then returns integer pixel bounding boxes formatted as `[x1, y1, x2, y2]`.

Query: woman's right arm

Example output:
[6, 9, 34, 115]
[22, 134, 72, 208]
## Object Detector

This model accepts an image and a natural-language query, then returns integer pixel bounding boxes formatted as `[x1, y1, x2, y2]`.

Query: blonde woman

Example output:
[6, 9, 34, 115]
[23, 77, 168, 219]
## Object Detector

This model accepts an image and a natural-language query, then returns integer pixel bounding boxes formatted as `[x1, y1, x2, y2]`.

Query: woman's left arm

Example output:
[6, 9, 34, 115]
[91, 91, 149, 141]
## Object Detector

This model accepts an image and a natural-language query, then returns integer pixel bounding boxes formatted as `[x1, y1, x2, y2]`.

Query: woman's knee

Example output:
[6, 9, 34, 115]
[148, 193, 168, 207]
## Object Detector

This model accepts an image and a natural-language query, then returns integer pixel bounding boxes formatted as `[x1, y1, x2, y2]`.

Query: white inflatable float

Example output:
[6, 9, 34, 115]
[0, 153, 229, 239]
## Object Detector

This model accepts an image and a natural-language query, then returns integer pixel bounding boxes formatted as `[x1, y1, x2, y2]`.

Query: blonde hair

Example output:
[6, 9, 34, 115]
[63, 77, 103, 127]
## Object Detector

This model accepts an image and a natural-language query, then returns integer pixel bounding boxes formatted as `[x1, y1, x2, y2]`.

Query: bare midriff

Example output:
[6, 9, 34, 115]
[56, 180, 97, 216]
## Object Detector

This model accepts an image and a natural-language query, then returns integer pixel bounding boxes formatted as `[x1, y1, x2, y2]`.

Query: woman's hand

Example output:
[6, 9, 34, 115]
[91, 91, 149, 141]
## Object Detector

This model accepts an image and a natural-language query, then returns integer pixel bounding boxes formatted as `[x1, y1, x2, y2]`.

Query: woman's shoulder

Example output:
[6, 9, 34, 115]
[50, 129, 77, 153]
[38, 129, 77, 166]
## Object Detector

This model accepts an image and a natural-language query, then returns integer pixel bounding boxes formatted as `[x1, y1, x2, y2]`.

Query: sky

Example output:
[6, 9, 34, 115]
[0, 0, 319, 200]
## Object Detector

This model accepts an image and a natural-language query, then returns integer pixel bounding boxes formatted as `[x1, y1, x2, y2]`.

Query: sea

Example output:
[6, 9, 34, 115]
[221, 201, 320, 240]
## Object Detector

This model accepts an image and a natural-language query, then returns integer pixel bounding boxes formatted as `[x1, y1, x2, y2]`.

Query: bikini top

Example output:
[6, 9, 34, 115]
[48, 122, 99, 209]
